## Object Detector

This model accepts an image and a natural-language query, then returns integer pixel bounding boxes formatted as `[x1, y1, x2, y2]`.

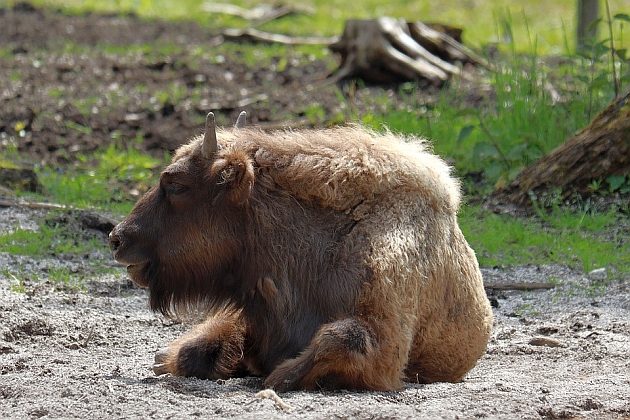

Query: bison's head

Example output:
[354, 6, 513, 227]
[109, 112, 255, 316]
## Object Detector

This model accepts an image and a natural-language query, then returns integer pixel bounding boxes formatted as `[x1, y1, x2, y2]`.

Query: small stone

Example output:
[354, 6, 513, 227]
[0, 343, 16, 354]
[536, 325, 559, 335]
[528, 337, 564, 348]
[588, 268, 607, 281]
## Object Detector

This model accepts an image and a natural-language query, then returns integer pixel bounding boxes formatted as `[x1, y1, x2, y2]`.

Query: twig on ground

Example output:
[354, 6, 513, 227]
[255, 389, 293, 412]
[83, 325, 96, 348]
[0, 198, 71, 211]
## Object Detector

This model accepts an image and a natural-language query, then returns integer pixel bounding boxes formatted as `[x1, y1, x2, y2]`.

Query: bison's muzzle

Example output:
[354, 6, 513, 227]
[109, 224, 152, 288]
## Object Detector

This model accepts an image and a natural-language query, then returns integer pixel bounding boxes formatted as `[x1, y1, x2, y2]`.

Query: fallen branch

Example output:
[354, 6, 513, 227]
[528, 337, 564, 347]
[494, 88, 630, 206]
[0, 198, 70, 211]
[484, 282, 556, 291]
[222, 28, 338, 45]
[0, 198, 117, 233]
[202, 2, 312, 25]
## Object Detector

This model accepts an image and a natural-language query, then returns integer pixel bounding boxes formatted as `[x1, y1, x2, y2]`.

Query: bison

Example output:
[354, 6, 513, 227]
[109, 111, 493, 391]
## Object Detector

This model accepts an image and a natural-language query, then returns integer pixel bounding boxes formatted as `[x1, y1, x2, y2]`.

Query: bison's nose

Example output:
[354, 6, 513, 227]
[109, 230, 122, 252]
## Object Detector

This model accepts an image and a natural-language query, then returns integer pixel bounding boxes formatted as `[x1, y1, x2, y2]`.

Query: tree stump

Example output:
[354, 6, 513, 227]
[328, 17, 487, 84]
[494, 89, 630, 206]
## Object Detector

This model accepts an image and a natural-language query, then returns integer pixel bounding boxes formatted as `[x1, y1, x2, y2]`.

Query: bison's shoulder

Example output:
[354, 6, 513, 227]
[208, 126, 460, 213]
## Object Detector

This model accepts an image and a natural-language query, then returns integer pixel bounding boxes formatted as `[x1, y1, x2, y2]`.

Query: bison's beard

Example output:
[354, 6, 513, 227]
[145, 258, 243, 319]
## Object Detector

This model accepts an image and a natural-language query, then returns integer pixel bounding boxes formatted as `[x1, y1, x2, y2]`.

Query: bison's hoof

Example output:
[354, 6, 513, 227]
[153, 363, 168, 375]
[263, 375, 294, 392]
[153, 347, 171, 376]
[264, 362, 306, 392]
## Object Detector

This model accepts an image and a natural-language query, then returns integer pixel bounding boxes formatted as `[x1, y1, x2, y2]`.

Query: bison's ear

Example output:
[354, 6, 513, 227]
[209, 150, 255, 205]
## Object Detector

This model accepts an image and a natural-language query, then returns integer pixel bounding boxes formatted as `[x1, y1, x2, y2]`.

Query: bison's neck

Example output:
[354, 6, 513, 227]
[234, 189, 369, 372]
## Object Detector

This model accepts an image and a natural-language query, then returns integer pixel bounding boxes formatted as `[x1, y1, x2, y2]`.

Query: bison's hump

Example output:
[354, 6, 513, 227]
[200, 126, 462, 213]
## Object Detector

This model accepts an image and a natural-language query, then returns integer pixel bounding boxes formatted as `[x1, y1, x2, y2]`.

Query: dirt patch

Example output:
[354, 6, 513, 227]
[0, 4, 472, 167]
[0, 205, 629, 418]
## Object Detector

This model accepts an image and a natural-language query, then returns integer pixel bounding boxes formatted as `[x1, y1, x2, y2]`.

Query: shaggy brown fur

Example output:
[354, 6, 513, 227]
[110, 125, 493, 391]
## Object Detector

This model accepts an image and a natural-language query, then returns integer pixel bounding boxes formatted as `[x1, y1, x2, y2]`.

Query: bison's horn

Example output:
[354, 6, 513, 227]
[202, 112, 217, 158]
[235, 111, 247, 128]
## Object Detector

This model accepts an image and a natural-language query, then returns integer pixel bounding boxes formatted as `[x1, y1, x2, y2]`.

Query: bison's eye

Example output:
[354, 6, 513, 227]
[163, 182, 188, 195]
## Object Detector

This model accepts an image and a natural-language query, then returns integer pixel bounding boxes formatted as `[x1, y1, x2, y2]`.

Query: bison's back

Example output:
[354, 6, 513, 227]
[218, 126, 461, 215]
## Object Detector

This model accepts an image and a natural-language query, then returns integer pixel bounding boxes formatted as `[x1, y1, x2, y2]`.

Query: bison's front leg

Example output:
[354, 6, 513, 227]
[153, 309, 246, 380]
[264, 317, 406, 391]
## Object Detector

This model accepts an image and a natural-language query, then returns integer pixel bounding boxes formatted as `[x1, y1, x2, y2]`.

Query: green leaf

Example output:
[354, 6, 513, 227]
[606, 175, 626, 192]
[592, 41, 610, 57]
[506, 143, 530, 160]
[508, 166, 523, 180]
[472, 142, 499, 161]
[457, 125, 475, 144]
[613, 13, 630, 22]
[484, 162, 504, 182]
[615, 48, 627, 61]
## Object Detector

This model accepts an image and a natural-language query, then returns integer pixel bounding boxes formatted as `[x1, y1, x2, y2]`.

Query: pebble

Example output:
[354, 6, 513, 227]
[588, 268, 607, 281]
[528, 337, 564, 348]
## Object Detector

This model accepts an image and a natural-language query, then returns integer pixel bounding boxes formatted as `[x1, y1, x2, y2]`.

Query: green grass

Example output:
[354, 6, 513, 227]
[1, 262, 121, 294]
[1, 267, 27, 293]
[31, 141, 165, 214]
[0, 218, 103, 256]
[364, 50, 622, 189]
[0, 213, 114, 292]
[459, 205, 629, 275]
[46, 266, 87, 291]
[20, 0, 630, 54]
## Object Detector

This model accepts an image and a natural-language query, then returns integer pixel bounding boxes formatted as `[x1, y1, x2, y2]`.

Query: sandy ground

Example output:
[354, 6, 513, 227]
[0, 205, 629, 419]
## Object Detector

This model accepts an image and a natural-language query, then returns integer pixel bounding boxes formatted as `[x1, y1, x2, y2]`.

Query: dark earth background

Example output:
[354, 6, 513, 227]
[0, 5, 629, 419]
[2, 3, 470, 165]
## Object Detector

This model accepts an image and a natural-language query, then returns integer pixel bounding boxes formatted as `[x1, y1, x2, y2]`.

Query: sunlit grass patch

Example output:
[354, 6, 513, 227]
[0, 217, 103, 256]
[363, 51, 620, 190]
[459, 205, 629, 275]
[34, 141, 165, 214]
[22, 0, 630, 54]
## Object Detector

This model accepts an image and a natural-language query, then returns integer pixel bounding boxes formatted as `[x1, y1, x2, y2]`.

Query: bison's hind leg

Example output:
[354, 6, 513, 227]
[264, 317, 408, 391]
[154, 309, 246, 380]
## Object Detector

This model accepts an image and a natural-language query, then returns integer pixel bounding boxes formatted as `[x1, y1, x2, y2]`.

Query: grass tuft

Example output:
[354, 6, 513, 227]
[0, 217, 104, 256]
[32, 142, 164, 214]
[459, 205, 629, 275]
